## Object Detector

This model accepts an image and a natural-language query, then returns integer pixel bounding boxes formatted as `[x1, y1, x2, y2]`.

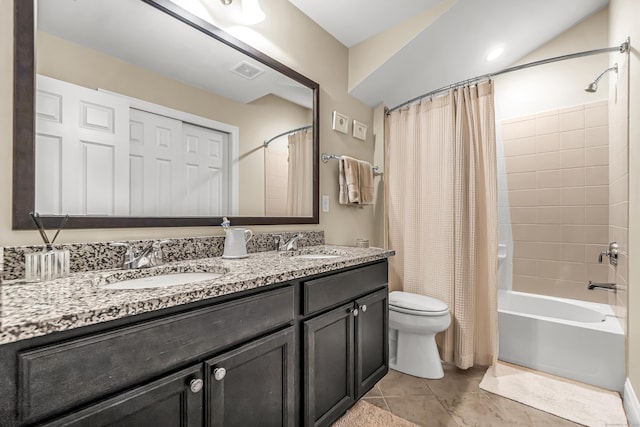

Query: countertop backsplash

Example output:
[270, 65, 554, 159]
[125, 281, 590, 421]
[1, 230, 325, 281]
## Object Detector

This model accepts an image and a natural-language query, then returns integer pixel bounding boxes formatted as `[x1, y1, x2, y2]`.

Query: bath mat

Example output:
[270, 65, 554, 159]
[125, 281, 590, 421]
[479, 361, 628, 426]
[331, 400, 418, 427]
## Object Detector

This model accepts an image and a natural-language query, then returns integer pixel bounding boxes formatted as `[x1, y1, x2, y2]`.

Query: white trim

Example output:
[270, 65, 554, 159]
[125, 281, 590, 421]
[99, 89, 240, 215]
[625, 378, 640, 426]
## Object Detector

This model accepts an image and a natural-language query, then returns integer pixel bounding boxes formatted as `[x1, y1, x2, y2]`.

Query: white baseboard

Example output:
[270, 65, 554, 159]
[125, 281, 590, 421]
[625, 378, 640, 426]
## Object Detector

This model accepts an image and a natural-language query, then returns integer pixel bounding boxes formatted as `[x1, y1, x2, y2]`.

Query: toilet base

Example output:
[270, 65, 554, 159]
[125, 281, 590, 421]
[389, 329, 444, 379]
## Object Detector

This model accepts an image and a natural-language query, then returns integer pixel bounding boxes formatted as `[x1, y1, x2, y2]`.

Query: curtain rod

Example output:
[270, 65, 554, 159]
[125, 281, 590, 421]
[387, 38, 630, 114]
[263, 125, 312, 147]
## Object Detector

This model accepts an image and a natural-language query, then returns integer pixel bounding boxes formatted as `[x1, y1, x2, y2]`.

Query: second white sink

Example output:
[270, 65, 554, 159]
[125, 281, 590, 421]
[102, 272, 224, 290]
[293, 254, 342, 260]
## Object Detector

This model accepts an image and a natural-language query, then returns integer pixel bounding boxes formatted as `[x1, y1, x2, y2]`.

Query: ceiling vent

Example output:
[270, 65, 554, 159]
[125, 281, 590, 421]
[231, 61, 265, 80]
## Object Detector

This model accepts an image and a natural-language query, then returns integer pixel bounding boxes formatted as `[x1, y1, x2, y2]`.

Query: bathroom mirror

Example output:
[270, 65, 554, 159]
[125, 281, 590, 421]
[13, 0, 319, 229]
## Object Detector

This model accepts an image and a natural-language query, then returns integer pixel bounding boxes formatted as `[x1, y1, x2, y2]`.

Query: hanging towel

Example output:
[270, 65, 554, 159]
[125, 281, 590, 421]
[339, 156, 374, 205]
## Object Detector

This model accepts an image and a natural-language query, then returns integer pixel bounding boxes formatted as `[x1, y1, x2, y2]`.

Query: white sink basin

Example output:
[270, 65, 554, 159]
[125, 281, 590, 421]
[102, 272, 223, 290]
[293, 254, 342, 260]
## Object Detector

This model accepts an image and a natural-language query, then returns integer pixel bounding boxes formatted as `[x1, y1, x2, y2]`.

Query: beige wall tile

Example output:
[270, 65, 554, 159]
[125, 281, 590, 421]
[560, 187, 585, 206]
[585, 104, 608, 127]
[536, 170, 560, 188]
[512, 275, 554, 295]
[586, 166, 608, 185]
[586, 205, 608, 225]
[514, 258, 537, 277]
[586, 244, 605, 265]
[510, 207, 537, 224]
[505, 155, 537, 173]
[537, 260, 585, 282]
[504, 137, 536, 157]
[536, 188, 560, 206]
[560, 129, 585, 150]
[502, 118, 536, 140]
[587, 225, 609, 244]
[561, 206, 586, 224]
[536, 134, 560, 153]
[560, 168, 585, 187]
[562, 225, 586, 243]
[587, 263, 610, 283]
[586, 146, 609, 166]
[586, 185, 609, 205]
[534, 152, 560, 171]
[507, 172, 537, 190]
[537, 207, 562, 224]
[560, 109, 585, 131]
[536, 113, 559, 136]
[585, 125, 608, 147]
[560, 149, 585, 168]
[559, 105, 584, 114]
[509, 189, 537, 207]
[514, 242, 562, 260]
[561, 244, 586, 262]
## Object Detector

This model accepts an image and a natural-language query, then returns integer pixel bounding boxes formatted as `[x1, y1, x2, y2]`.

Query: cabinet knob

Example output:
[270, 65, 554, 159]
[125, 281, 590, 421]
[213, 367, 227, 381]
[348, 307, 359, 317]
[360, 304, 367, 313]
[189, 378, 204, 393]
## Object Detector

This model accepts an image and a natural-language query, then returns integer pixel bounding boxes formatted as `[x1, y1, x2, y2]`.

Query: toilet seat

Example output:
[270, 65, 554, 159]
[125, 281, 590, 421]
[389, 291, 449, 316]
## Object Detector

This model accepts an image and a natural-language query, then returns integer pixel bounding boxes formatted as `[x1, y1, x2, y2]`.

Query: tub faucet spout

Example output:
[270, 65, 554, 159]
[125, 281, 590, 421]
[587, 281, 617, 291]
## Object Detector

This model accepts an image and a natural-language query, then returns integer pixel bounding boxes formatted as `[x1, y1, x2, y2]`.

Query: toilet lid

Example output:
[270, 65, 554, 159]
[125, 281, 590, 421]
[389, 291, 449, 313]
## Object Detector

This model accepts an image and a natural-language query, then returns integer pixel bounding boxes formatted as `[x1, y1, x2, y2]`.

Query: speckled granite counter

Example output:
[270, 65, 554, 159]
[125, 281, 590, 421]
[0, 245, 394, 344]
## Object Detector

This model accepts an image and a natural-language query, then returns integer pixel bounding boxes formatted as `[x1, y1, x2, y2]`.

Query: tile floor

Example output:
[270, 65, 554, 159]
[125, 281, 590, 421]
[363, 364, 581, 426]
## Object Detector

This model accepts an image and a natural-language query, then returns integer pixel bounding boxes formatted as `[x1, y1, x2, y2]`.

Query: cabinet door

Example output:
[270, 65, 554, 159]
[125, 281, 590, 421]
[42, 365, 203, 427]
[355, 288, 389, 398]
[303, 303, 356, 427]
[206, 326, 295, 427]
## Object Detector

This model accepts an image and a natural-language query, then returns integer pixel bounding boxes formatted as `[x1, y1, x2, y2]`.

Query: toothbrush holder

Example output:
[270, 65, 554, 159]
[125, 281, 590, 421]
[25, 249, 70, 282]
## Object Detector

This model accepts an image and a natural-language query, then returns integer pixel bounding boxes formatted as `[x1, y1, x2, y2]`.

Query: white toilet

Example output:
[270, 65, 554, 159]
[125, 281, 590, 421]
[388, 291, 451, 379]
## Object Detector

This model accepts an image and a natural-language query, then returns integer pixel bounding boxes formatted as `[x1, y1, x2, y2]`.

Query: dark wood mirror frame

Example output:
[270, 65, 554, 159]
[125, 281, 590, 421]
[12, 0, 320, 229]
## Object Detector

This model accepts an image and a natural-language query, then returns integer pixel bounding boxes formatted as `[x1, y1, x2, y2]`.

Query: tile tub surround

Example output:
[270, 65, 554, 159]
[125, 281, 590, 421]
[0, 245, 394, 344]
[0, 230, 325, 281]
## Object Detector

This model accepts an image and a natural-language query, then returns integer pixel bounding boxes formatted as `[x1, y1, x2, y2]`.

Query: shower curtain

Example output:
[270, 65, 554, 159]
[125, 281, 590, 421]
[286, 129, 313, 216]
[385, 81, 498, 369]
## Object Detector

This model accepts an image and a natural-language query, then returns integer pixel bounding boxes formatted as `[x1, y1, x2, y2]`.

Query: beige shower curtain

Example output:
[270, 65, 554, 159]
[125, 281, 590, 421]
[286, 129, 313, 216]
[385, 81, 498, 369]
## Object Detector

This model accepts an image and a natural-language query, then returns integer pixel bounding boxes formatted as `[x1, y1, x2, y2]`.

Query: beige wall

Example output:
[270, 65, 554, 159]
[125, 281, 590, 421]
[494, 9, 610, 117]
[609, 0, 640, 399]
[503, 101, 610, 304]
[0, 0, 378, 248]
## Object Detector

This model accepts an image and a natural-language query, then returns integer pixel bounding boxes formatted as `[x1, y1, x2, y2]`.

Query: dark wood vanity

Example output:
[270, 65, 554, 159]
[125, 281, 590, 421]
[0, 260, 388, 427]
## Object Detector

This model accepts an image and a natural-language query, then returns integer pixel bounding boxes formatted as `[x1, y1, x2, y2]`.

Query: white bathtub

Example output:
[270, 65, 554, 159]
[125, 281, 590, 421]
[498, 290, 625, 392]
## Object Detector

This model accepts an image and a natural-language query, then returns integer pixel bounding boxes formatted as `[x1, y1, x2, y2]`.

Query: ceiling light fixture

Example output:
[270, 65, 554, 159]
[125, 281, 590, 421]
[241, 0, 265, 24]
[485, 46, 504, 62]
[220, 0, 232, 5]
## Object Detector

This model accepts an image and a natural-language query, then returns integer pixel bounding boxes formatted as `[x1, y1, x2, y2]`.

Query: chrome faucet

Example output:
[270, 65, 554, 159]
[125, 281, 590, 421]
[587, 281, 617, 291]
[274, 234, 303, 251]
[111, 240, 170, 269]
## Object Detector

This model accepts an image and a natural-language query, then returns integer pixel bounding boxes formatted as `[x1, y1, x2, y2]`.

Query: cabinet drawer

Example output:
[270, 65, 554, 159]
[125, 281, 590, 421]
[18, 286, 294, 423]
[302, 262, 387, 315]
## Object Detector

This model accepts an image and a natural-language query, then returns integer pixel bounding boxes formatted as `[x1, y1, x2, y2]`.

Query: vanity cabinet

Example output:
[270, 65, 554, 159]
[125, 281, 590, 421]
[0, 259, 389, 427]
[302, 263, 389, 427]
[41, 364, 204, 427]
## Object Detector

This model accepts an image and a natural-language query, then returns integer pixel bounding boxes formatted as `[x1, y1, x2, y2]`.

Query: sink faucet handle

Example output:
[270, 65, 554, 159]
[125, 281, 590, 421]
[110, 242, 135, 269]
[274, 234, 284, 250]
[151, 240, 171, 264]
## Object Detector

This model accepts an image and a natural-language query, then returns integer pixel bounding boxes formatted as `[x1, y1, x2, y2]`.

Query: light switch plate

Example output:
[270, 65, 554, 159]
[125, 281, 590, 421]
[332, 111, 348, 134]
[322, 195, 329, 212]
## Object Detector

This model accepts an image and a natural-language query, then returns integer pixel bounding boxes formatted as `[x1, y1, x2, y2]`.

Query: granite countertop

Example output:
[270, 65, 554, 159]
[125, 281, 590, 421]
[0, 245, 394, 344]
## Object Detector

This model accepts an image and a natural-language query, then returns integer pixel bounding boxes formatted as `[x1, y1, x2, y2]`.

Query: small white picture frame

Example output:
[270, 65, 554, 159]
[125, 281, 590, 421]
[332, 111, 349, 134]
[352, 120, 367, 140]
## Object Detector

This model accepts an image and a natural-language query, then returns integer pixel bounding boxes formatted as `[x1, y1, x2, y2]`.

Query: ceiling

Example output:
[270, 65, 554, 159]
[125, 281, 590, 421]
[288, 0, 609, 108]
[37, 0, 312, 109]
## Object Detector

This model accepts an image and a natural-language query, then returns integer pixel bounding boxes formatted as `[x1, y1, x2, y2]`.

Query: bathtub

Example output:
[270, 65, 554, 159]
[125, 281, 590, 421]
[498, 290, 625, 392]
